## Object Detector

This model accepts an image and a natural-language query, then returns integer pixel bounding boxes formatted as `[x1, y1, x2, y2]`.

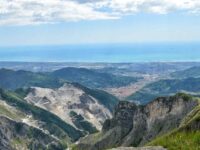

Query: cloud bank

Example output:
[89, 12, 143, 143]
[0, 0, 200, 25]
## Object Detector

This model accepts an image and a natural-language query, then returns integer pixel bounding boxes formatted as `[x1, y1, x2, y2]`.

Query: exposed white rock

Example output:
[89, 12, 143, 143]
[25, 83, 112, 130]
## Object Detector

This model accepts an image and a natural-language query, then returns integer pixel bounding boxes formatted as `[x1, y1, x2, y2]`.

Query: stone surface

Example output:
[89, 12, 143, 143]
[74, 94, 198, 150]
[25, 83, 112, 130]
[0, 116, 63, 150]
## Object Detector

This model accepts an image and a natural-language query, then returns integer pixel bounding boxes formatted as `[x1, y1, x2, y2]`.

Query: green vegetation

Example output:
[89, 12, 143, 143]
[51, 67, 141, 89]
[71, 132, 103, 150]
[0, 101, 25, 120]
[0, 67, 140, 92]
[11, 137, 27, 150]
[0, 68, 65, 90]
[126, 91, 159, 104]
[171, 66, 200, 78]
[14, 88, 31, 98]
[69, 111, 98, 134]
[126, 78, 200, 104]
[148, 130, 200, 150]
[180, 102, 200, 129]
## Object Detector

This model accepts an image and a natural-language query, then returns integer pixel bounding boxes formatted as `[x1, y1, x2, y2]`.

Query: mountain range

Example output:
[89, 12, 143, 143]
[0, 64, 200, 150]
[0, 67, 140, 90]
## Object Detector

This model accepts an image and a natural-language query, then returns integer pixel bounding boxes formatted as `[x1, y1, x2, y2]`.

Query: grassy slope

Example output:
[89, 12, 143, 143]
[147, 99, 200, 150]
[148, 130, 200, 150]
[0, 100, 26, 121]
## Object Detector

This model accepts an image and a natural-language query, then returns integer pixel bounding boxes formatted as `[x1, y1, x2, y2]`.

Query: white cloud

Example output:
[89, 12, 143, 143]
[94, 0, 200, 14]
[0, 0, 117, 25]
[0, 0, 200, 25]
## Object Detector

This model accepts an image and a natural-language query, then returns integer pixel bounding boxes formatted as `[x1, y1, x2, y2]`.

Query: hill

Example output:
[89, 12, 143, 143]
[0, 68, 64, 90]
[171, 66, 200, 78]
[0, 68, 141, 90]
[126, 77, 200, 104]
[51, 67, 141, 89]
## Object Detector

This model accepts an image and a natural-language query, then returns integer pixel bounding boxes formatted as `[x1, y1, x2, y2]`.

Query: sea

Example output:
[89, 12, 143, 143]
[0, 42, 200, 62]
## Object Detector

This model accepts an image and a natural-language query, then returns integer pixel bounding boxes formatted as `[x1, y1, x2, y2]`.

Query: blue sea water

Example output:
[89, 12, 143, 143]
[0, 42, 200, 62]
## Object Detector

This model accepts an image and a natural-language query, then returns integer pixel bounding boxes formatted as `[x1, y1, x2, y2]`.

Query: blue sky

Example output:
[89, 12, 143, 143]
[0, 0, 200, 46]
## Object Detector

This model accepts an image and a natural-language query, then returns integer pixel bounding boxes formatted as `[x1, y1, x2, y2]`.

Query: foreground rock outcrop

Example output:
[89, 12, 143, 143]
[74, 93, 198, 150]
[147, 100, 200, 149]
[0, 116, 64, 150]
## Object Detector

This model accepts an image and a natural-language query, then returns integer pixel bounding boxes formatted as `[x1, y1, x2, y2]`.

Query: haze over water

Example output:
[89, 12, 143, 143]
[0, 42, 200, 62]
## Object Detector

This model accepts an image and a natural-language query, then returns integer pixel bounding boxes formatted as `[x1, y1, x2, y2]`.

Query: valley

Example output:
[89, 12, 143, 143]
[0, 62, 200, 150]
[105, 74, 160, 99]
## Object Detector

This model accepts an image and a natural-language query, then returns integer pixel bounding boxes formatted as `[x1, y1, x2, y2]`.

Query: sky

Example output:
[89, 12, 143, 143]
[0, 0, 200, 46]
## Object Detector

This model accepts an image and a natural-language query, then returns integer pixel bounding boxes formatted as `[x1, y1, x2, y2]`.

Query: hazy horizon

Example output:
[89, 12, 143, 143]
[0, 42, 200, 62]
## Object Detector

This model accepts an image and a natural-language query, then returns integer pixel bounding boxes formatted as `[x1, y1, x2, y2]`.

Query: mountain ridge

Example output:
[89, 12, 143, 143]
[51, 67, 141, 89]
[74, 93, 199, 150]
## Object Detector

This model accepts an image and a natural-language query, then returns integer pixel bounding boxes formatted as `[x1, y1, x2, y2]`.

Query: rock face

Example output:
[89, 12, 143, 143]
[119, 94, 198, 146]
[25, 83, 112, 131]
[74, 93, 198, 150]
[0, 116, 63, 150]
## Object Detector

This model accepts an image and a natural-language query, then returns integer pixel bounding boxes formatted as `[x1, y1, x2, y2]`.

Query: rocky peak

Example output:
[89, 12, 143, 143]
[103, 101, 137, 131]
[75, 93, 199, 150]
